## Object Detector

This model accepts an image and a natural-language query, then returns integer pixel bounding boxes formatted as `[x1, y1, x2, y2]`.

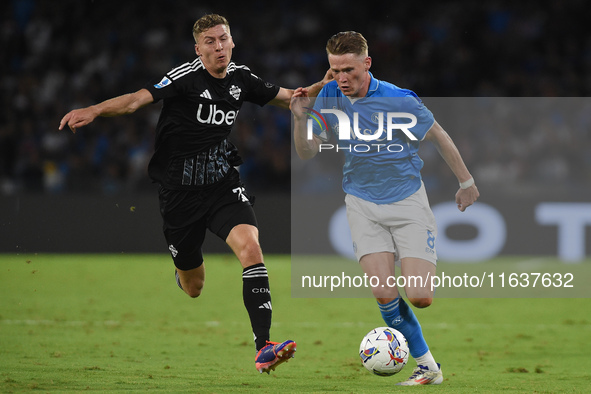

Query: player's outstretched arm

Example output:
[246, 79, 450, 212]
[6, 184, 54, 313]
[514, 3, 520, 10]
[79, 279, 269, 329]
[307, 68, 333, 97]
[59, 88, 154, 133]
[290, 87, 321, 160]
[424, 120, 479, 212]
[269, 69, 333, 109]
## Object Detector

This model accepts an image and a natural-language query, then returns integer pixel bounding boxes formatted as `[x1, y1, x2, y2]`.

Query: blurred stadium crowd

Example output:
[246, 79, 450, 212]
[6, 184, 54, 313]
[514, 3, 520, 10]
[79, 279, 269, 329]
[1, 0, 590, 196]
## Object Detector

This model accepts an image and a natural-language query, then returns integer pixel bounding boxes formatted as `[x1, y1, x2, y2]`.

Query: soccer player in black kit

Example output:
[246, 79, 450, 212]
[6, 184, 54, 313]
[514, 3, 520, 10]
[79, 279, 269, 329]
[59, 14, 328, 374]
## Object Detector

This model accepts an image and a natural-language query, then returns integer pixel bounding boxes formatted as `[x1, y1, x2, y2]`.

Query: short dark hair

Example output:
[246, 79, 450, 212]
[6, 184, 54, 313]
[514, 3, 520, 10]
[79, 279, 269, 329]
[193, 14, 230, 43]
[326, 31, 368, 57]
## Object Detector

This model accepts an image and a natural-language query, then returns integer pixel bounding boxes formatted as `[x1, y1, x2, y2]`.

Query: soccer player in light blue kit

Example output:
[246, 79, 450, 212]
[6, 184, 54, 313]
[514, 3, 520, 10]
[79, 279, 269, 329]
[291, 31, 479, 385]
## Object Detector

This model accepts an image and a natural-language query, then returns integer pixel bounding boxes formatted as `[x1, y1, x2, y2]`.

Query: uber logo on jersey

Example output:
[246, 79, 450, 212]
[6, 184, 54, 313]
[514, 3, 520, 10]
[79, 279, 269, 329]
[196, 103, 239, 125]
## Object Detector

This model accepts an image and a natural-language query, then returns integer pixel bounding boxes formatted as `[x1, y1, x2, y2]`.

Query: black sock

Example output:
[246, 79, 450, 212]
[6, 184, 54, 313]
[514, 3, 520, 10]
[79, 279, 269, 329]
[242, 263, 272, 351]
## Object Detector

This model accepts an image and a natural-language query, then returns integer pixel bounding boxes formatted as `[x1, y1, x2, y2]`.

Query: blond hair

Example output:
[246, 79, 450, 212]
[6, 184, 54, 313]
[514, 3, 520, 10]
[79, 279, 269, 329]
[326, 31, 368, 57]
[192, 14, 230, 43]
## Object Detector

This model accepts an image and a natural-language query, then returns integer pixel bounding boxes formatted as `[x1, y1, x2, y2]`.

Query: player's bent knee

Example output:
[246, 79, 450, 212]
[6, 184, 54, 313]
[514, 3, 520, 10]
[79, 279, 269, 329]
[404, 284, 434, 306]
[373, 287, 398, 301]
[176, 265, 205, 298]
[236, 241, 263, 265]
[186, 289, 202, 298]
[241, 240, 262, 257]
[408, 297, 432, 308]
[227, 225, 263, 266]
[185, 283, 204, 298]
[183, 276, 205, 298]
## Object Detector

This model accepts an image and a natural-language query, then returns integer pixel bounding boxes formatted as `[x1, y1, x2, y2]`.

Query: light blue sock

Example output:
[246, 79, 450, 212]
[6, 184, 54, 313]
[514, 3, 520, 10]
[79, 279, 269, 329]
[378, 297, 429, 358]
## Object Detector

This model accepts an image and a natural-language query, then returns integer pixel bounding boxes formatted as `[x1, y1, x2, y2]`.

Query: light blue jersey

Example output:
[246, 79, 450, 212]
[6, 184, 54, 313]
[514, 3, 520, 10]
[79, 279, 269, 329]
[311, 73, 434, 203]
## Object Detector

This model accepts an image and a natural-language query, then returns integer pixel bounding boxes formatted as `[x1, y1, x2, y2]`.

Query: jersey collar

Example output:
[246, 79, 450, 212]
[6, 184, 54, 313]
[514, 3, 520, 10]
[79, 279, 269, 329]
[366, 72, 379, 97]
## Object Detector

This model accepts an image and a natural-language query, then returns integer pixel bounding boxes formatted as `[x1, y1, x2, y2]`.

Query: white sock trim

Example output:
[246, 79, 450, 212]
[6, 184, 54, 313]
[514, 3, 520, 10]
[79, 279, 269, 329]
[414, 350, 438, 371]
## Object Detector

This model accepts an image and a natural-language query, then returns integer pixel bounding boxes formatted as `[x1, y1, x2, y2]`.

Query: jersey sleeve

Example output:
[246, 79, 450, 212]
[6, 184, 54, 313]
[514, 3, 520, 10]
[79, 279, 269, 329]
[242, 70, 281, 106]
[146, 74, 182, 103]
[401, 91, 435, 141]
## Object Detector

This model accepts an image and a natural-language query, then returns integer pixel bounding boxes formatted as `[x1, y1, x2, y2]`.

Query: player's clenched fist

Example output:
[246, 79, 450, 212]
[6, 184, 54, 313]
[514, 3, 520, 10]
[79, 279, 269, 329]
[455, 184, 479, 212]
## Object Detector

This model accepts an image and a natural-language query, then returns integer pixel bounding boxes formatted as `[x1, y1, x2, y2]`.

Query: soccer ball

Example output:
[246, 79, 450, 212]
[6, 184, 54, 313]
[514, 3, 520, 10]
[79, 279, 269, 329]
[359, 327, 409, 376]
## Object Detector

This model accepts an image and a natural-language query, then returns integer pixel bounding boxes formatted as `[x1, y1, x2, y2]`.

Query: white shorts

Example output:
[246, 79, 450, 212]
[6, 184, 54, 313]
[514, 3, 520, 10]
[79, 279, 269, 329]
[345, 183, 438, 265]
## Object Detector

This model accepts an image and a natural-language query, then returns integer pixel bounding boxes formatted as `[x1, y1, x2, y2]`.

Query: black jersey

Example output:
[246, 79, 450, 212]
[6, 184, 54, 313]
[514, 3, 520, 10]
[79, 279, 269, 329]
[146, 57, 280, 190]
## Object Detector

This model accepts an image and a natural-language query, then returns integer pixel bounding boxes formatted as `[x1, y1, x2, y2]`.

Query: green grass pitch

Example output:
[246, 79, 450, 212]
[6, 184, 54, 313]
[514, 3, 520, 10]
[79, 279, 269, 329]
[1, 254, 590, 393]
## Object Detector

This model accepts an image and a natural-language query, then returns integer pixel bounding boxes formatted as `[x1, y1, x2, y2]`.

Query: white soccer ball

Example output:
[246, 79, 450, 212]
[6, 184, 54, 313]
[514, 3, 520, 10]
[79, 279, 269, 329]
[359, 327, 409, 376]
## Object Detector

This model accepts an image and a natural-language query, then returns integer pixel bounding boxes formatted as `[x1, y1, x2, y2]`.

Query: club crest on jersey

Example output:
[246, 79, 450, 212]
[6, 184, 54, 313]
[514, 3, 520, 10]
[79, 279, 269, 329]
[154, 76, 171, 89]
[229, 85, 241, 100]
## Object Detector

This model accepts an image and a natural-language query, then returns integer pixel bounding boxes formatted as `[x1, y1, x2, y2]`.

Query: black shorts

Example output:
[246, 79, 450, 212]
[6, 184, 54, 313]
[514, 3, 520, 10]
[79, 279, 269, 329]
[159, 169, 257, 270]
